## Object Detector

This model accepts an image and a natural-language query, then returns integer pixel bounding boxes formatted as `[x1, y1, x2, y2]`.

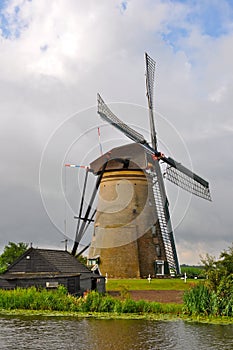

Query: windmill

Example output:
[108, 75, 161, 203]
[71, 53, 211, 278]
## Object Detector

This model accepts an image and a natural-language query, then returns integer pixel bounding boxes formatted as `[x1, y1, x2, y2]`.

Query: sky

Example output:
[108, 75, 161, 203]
[0, 0, 233, 265]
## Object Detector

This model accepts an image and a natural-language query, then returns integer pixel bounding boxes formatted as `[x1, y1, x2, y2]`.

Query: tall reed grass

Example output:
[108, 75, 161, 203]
[0, 287, 182, 315]
[183, 281, 233, 317]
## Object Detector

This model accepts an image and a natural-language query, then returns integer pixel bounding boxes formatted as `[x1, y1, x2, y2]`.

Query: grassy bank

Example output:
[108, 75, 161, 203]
[106, 278, 199, 291]
[0, 287, 232, 324]
[0, 286, 182, 314]
[1, 309, 232, 324]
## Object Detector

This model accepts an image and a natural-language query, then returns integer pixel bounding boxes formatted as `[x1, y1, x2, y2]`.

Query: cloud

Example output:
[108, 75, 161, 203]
[0, 0, 232, 264]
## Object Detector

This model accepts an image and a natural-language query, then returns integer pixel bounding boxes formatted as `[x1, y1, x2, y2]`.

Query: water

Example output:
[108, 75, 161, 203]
[0, 316, 232, 350]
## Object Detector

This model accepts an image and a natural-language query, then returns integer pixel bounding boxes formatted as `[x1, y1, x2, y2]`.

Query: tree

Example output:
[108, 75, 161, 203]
[77, 254, 87, 266]
[184, 243, 233, 316]
[180, 264, 205, 278]
[219, 244, 233, 275]
[200, 243, 233, 292]
[0, 242, 29, 273]
[200, 253, 220, 292]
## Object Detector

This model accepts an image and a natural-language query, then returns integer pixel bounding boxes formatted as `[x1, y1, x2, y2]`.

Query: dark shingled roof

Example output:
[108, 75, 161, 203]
[35, 249, 90, 274]
[3, 248, 103, 280]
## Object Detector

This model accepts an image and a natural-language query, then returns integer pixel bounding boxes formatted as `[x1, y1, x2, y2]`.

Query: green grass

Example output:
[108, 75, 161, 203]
[0, 287, 232, 324]
[183, 282, 233, 317]
[0, 287, 182, 315]
[106, 278, 200, 291]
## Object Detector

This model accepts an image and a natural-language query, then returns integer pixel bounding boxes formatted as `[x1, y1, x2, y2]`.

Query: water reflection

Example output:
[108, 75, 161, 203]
[0, 316, 232, 350]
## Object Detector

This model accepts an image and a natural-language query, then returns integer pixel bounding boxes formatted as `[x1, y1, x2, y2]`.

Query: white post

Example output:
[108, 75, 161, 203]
[184, 272, 187, 283]
[147, 274, 151, 283]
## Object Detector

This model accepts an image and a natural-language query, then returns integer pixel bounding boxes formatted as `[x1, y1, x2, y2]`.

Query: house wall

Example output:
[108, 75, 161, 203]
[0, 276, 80, 295]
[80, 277, 106, 294]
[96, 278, 106, 293]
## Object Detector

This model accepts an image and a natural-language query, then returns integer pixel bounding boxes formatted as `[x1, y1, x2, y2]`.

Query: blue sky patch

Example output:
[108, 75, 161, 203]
[186, 1, 233, 38]
[161, 0, 233, 52]
[40, 44, 48, 52]
[161, 26, 189, 52]
[0, 1, 26, 39]
[119, 1, 128, 13]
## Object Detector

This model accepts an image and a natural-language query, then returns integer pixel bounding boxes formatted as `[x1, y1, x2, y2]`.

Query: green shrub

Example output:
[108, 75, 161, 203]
[183, 283, 213, 315]
[183, 276, 233, 317]
[136, 299, 151, 313]
[121, 298, 137, 313]
[113, 299, 122, 313]
[216, 274, 233, 316]
[99, 295, 115, 312]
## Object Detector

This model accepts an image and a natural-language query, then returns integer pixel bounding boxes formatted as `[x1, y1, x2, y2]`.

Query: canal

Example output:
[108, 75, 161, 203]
[0, 316, 232, 349]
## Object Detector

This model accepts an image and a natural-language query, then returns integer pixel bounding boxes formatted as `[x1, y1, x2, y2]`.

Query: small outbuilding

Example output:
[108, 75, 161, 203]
[0, 248, 105, 295]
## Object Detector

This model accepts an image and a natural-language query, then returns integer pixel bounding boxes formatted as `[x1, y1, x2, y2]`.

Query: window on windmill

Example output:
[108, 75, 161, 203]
[155, 245, 161, 257]
[152, 226, 156, 237]
[155, 260, 164, 275]
[88, 257, 100, 266]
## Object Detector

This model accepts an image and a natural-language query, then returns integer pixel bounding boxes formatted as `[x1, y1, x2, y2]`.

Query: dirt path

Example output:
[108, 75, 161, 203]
[108, 290, 184, 304]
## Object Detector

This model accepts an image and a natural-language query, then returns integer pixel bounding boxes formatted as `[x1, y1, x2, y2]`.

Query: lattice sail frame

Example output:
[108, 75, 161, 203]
[97, 92, 211, 201]
[146, 166, 180, 274]
[97, 93, 146, 144]
[165, 166, 211, 201]
[145, 52, 156, 111]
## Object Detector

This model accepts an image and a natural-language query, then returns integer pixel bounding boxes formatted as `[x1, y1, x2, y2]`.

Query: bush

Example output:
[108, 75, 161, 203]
[184, 243, 233, 317]
[183, 279, 233, 317]
[216, 274, 233, 316]
[99, 295, 115, 312]
[121, 298, 137, 313]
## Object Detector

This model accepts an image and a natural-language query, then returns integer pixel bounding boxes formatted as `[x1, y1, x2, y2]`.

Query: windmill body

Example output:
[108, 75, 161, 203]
[88, 143, 169, 278]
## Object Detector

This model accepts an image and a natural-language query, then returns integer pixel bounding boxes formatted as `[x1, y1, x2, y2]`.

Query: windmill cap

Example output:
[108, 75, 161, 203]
[90, 143, 154, 175]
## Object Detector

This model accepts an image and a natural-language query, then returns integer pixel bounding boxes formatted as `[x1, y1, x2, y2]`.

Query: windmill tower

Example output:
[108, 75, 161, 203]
[71, 53, 211, 278]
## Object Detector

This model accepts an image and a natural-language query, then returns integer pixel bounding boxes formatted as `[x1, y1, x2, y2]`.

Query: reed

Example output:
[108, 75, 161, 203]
[183, 280, 233, 317]
[0, 288, 182, 315]
[0, 286, 76, 311]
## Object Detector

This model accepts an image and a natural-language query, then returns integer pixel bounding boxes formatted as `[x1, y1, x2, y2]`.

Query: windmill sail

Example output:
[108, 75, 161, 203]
[145, 52, 157, 149]
[148, 165, 180, 273]
[165, 158, 211, 201]
[97, 93, 146, 144]
[97, 93, 211, 201]
[145, 52, 180, 274]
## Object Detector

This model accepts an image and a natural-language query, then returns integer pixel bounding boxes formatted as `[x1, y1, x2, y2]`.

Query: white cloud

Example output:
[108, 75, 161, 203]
[208, 85, 227, 103]
[0, 0, 232, 263]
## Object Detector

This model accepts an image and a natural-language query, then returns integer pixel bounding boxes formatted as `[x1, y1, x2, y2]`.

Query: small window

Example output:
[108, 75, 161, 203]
[46, 282, 58, 288]
[155, 245, 161, 257]
[152, 226, 156, 236]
